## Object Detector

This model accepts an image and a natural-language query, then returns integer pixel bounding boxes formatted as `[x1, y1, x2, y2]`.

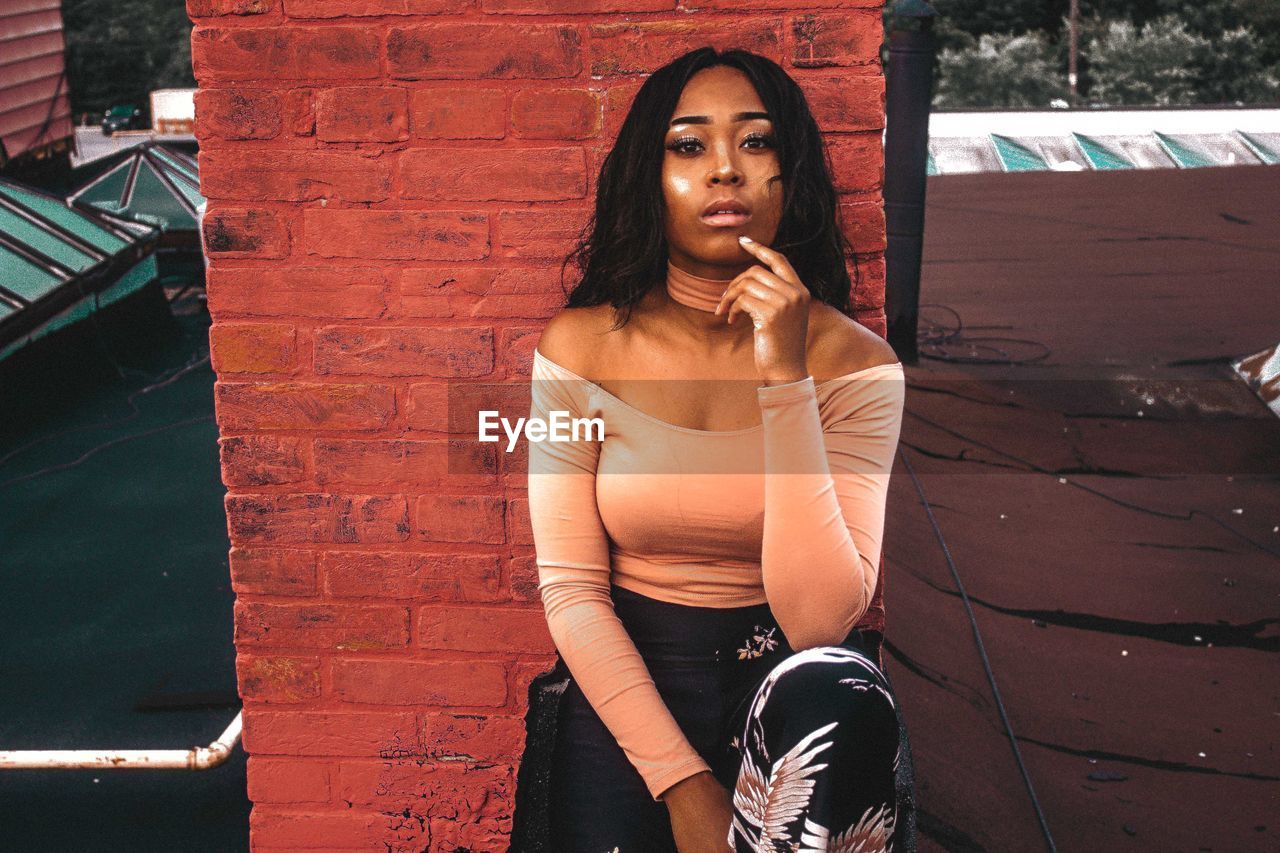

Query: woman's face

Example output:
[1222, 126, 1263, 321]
[661, 65, 784, 279]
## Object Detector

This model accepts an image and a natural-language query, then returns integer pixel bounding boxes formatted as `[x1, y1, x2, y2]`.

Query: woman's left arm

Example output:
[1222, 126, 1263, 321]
[715, 235, 906, 651]
[755, 367, 905, 651]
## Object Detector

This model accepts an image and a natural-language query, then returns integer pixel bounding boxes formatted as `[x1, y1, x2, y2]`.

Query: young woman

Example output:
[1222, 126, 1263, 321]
[526, 46, 907, 853]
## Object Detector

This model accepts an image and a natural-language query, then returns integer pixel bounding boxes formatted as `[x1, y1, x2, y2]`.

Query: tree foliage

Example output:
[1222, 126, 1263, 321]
[61, 0, 196, 119]
[934, 31, 1070, 108]
[909, 0, 1280, 107]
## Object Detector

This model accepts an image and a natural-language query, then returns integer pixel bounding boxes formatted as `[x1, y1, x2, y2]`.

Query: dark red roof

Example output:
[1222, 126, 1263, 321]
[887, 163, 1280, 851]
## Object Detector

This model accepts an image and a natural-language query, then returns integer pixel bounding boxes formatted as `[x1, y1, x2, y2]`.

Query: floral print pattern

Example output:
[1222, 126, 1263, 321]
[738, 624, 782, 660]
[727, 646, 900, 852]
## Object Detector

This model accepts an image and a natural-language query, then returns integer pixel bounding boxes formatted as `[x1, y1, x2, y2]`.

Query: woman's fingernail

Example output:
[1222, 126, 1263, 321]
[738, 235, 752, 243]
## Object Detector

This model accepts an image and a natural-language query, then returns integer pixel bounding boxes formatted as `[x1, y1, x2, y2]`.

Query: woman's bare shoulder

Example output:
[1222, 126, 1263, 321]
[809, 303, 899, 380]
[536, 305, 617, 380]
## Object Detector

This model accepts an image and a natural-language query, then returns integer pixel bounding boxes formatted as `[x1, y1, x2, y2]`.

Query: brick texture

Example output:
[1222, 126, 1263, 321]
[191, 0, 887, 846]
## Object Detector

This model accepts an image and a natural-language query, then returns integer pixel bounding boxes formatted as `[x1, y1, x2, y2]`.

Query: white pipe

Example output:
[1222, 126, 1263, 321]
[0, 711, 241, 770]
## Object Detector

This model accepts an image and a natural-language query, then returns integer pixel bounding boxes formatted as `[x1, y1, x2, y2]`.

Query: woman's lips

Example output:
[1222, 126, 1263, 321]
[700, 211, 752, 227]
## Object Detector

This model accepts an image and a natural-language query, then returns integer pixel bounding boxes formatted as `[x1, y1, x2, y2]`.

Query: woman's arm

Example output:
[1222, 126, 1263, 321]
[526, 350, 713, 801]
[755, 364, 906, 651]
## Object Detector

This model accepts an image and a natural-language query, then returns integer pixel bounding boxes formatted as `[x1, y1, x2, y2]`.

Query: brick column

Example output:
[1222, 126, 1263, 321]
[189, 1, 887, 849]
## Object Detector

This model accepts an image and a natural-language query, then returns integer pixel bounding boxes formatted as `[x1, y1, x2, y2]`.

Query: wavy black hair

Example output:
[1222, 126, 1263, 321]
[559, 46, 858, 329]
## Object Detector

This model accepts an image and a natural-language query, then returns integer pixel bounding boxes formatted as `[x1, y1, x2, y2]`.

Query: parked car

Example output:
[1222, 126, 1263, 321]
[102, 104, 144, 135]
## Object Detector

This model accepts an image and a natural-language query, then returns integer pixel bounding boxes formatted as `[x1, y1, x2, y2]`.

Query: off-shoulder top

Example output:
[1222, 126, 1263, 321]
[525, 346, 905, 800]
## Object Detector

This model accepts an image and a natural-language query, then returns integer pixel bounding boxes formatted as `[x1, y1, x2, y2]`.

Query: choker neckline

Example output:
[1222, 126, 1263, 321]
[665, 259, 735, 313]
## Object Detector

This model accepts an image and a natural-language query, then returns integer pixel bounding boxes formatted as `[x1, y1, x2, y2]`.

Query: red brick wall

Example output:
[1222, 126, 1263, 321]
[189, 1, 887, 849]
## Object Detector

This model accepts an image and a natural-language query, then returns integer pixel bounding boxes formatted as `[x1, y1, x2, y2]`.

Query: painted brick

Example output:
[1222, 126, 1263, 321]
[209, 322, 297, 373]
[229, 546, 318, 595]
[193, 89, 282, 140]
[331, 658, 508, 706]
[246, 756, 332, 803]
[507, 554, 540, 605]
[387, 23, 582, 80]
[335, 762, 515, 850]
[190, 27, 380, 83]
[482, 0, 672, 11]
[202, 208, 290, 258]
[302, 209, 489, 260]
[589, 20, 781, 76]
[415, 494, 505, 544]
[398, 146, 587, 202]
[315, 87, 409, 142]
[188, 0, 273, 16]
[409, 87, 507, 139]
[237, 654, 323, 702]
[199, 150, 392, 202]
[322, 551, 502, 601]
[791, 10, 883, 68]
[248, 809, 385, 849]
[313, 439, 447, 486]
[235, 600, 411, 649]
[286, 0, 455, 17]
[415, 605, 554, 653]
[214, 382, 395, 431]
[206, 266, 390, 320]
[313, 325, 494, 378]
[804, 74, 886, 131]
[242, 708, 417, 756]
[495, 207, 588, 259]
[840, 199, 888, 253]
[828, 132, 886, 194]
[226, 493, 411, 544]
[510, 87, 601, 139]
[219, 434, 307, 487]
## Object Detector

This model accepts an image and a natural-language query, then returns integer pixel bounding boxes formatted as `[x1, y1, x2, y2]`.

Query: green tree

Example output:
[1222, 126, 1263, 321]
[934, 30, 1071, 108]
[62, 0, 195, 119]
[1083, 15, 1207, 105]
[1191, 25, 1280, 104]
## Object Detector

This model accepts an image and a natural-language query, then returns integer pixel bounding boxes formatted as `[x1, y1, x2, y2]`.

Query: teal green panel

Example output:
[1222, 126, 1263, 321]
[0, 335, 29, 361]
[0, 206, 97, 271]
[171, 176, 204, 213]
[150, 147, 200, 184]
[927, 150, 937, 176]
[1237, 131, 1278, 165]
[1, 244, 65, 300]
[1155, 131, 1215, 168]
[1072, 133, 1133, 170]
[0, 300, 15, 320]
[97, 255, 157, 307]
[123, 163, 195, 230]
[76, 163, 133, 211]
[991, 134, 1048, 171]
[0, 186, 131, 254]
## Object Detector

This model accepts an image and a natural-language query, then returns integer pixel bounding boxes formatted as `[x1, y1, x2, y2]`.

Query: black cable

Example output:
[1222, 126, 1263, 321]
[0, 415, 214, 490]
[917, 302, 1053, 365]
[0, 349, 209, 470]
[898, 446, 1060, 852]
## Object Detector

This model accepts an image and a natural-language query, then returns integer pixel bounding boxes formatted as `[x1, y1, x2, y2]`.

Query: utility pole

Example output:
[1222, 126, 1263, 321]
[883, 0, 938, 365]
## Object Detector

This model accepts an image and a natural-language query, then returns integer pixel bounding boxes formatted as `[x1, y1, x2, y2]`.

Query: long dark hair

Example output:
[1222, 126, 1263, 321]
[560, 46, 858, 329]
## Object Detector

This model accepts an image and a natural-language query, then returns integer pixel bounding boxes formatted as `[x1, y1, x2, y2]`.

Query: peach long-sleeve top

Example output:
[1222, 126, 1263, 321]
[525, 346, 905, 801]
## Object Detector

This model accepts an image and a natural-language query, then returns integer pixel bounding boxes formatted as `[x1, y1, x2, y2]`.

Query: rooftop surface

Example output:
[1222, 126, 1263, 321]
[889, 163, 1279, 851]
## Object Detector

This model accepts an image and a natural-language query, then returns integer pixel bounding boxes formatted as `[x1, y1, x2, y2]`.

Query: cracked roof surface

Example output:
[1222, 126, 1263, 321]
[887, 163, 1280, 851]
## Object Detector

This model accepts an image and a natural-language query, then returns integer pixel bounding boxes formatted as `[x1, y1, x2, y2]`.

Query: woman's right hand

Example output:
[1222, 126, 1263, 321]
[663, 771, 736, 853]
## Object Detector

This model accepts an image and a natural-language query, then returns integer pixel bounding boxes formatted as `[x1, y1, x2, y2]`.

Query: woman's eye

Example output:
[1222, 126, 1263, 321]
[666, 134, 775, 154]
